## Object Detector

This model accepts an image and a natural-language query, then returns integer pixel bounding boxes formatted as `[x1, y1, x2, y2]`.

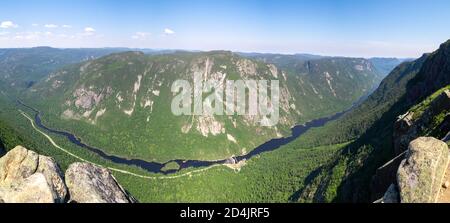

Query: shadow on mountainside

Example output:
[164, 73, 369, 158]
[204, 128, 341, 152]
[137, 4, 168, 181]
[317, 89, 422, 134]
[0, 138, 5, 157]
[334, 96, 411, 202]
[289, 166, 324, 202]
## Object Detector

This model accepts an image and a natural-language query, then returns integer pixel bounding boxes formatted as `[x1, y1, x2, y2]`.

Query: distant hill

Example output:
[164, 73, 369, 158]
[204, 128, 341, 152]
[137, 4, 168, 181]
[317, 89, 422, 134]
[369, 57, 413, 77]
[0, 47, 129, 91]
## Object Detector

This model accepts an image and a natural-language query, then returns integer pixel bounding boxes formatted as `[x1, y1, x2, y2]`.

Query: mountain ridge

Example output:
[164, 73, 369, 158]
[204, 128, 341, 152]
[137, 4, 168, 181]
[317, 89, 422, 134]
[24, 50, 381, 162]
[296, 39, 450, 202]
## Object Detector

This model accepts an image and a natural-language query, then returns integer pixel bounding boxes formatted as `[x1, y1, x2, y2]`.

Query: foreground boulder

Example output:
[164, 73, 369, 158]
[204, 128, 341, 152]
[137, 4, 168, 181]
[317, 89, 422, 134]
[65, 162, 135, 203]
[0, 173, 55, 203]
[0, 146, 136, 203]
[397, 137, 450, 203]
[0, 146, 67, 203]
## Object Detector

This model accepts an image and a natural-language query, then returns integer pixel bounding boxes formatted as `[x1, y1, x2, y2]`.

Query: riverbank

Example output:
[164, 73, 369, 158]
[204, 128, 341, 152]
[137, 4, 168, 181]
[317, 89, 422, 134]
[17, 99, 349, 175]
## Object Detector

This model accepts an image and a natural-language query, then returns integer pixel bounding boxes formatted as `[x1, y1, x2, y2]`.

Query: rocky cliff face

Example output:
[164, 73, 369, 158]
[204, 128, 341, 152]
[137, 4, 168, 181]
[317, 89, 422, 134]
[394, 89, 450, 155]
[297, 40, 450, 203]
[30, 52, 302, 162]
[371, 82, 450, 203]
[407, 40, 450, 103]
[372, 86, 450, 202]
[28, 51, 381, 162]
[0, 146, 135, 203]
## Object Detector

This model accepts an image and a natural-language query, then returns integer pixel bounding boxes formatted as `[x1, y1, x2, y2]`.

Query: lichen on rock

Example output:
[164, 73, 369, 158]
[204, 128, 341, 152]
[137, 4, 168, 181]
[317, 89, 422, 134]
[0, 146, 136, 203]
[65, 162, 135, 203]
[397, 137, 450, 203]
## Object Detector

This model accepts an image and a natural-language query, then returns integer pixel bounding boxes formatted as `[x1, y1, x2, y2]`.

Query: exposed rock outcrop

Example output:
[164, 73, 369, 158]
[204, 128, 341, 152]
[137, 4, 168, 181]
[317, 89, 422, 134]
[397, 137, 449, 203]
[393, 89, 450, 155]
[37, 155, 68, 201]
[0, 146, 67, 203]
[65, 162, 135, 203]
[73, 87, 107, 110]
[376, 87, 450, 202]
[393, 112, 417, 155]
[0, 173, 56, 203]
[0, 146, 136, 203]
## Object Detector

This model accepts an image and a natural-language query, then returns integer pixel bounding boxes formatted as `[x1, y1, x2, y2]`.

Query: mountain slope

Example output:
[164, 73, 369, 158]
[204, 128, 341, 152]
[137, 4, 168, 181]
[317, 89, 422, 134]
[0, 47, 134, 91]
[296, 39, 450, 202]
[297, 54, 428, 147]
[28, 51, 299, 161]
[239, 53, 324, 74]
[26, 50, 380, 162]
[245, 54, 383, 117]
[369, 57, 411, 77]
[0, 107, 35, 154]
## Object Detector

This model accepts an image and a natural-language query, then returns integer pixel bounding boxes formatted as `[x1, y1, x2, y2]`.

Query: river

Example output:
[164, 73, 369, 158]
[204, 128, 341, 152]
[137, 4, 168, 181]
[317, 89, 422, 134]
[18, 100, 348, 175]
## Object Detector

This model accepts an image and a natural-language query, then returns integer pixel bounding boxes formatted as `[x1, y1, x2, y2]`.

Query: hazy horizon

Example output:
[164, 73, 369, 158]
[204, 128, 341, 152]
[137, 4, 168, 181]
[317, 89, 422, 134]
[1, 0, 450, 58]
[0, 45, 422, 59]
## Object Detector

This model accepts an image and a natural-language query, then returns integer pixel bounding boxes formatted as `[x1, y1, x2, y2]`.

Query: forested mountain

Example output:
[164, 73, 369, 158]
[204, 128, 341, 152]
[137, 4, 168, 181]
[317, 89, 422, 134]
[25, 50, 380, 162]
[0, 47, 131, 91]
[1, 46, 423, 203]
[295, 39, 450, 202]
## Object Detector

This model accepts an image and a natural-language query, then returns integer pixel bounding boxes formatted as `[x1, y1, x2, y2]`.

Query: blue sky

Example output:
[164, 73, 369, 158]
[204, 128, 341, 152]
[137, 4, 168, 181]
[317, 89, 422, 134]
[0, 0, 449, 57]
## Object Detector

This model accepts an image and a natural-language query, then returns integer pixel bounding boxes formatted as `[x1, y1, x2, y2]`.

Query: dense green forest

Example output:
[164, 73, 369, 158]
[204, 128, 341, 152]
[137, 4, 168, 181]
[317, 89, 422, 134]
[295, 40, 450, 202]
[0, 45, 430, 203]
[0, 91, 347, 202]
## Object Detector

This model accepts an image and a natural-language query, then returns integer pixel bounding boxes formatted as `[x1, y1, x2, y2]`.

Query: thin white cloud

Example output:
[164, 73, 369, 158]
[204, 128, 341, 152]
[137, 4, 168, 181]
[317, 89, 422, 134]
[44, 24, 58, 28]
[132, 32, 151, 40]
[13, 32, 40, 40]
[0, 32, 9, 36]
[164, 28, 175, 35]
[32, 23, 39, 27]
[62, 25, 72, 28]
[84, 27, 95, 32]
[1, 21, 18, 29]
[77, 27, 97, 37]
